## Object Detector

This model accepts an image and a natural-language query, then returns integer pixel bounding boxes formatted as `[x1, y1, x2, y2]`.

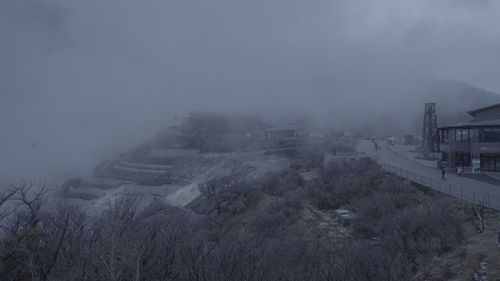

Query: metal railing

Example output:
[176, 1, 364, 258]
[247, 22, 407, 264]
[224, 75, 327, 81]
[380, 162, 500, 210]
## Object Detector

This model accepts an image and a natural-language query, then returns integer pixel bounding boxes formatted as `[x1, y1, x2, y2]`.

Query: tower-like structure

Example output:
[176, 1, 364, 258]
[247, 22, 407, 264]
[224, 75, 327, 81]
[421, 103, 439, 152]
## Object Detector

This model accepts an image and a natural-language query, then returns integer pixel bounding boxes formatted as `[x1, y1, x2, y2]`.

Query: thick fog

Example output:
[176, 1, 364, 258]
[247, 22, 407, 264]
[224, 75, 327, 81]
[1, 0, 500, 182]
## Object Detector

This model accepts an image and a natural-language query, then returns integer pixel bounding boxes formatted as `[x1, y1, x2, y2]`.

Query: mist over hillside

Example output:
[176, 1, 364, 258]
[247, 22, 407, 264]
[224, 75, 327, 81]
[330, 79, 500, 136]
[3, 1, 500, 280]
[2, 0, 500, 182]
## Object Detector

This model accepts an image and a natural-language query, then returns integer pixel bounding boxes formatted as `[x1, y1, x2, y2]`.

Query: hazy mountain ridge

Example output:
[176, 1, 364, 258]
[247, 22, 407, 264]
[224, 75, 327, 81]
[341, 79, 500, 136]
[430, 81, 500, 125]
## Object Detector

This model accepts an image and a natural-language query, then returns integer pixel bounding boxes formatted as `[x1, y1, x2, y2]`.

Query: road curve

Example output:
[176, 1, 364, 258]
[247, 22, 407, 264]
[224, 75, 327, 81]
[357, 140, 500, 210]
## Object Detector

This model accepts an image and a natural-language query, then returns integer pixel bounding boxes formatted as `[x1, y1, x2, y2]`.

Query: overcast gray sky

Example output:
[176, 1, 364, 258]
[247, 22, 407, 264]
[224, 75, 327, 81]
[1, 0, 500, 182]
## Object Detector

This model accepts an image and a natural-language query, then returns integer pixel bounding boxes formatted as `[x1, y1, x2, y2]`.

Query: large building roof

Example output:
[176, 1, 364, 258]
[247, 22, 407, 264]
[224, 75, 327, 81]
[467, 102, 500, 117]
[439, 119, 500, 129]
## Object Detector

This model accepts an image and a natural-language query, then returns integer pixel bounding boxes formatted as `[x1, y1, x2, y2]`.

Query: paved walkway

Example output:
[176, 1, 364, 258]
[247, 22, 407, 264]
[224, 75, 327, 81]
[357, 140, 500, 210]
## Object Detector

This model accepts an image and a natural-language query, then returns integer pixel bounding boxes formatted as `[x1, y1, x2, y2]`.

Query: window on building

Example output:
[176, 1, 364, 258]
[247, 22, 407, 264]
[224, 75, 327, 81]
[455, 152, 471, 167]
[441, 152, 449, 161]
[441, 129, 451, 143]
[470, 129, 479, 142]
[453, 129, 470, 142]
[481, 155, 497, 170]
[480, 128, 500, 142]
[460, 129, 469, 142]
[495, 158, 500, 171]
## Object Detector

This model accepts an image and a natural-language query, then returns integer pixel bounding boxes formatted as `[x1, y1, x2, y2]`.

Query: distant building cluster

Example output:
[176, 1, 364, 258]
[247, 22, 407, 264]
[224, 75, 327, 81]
[154, 113, 354, 153]
[263, 126, 308, 139]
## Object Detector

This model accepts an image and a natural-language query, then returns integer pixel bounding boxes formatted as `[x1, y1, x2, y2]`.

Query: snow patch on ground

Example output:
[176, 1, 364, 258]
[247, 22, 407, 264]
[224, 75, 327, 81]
[165, 183, 200, 207]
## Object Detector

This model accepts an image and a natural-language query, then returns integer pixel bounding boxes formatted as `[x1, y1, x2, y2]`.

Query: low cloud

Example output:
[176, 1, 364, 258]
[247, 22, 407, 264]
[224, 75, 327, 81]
[1, 0, 500, 182]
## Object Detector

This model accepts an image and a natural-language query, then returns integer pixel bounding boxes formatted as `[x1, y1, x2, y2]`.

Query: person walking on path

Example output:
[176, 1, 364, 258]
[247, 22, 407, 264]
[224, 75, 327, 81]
[441, 167, 447, 181]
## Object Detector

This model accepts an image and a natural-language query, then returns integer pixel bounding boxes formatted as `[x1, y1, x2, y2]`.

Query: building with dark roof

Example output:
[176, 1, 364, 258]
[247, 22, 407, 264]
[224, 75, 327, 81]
[439, 102, 500, 172]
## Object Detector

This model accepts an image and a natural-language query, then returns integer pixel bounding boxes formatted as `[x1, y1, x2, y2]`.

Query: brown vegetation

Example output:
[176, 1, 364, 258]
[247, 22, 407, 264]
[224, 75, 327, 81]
[0, 152, 497, 280]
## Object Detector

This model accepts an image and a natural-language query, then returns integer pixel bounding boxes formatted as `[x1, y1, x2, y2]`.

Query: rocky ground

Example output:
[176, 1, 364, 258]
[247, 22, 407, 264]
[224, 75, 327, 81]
[55, 149, 290, 214]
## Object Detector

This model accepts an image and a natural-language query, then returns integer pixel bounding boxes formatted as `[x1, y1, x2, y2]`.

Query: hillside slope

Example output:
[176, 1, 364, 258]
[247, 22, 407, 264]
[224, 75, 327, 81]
[321, 78, 500, 135]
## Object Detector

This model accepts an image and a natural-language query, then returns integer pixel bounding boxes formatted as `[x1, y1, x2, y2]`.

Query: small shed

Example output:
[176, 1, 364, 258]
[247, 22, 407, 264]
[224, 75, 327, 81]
[335, 209, 356, 226]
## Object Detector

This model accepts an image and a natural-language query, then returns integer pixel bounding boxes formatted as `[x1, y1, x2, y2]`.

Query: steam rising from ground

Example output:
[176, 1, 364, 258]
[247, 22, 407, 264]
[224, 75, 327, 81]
[1, 0, 500, 182]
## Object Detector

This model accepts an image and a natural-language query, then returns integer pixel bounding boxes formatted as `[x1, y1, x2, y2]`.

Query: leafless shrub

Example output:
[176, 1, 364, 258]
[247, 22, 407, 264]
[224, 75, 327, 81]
[261, 169, 303, 197]
[0, 159, 471, 281]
